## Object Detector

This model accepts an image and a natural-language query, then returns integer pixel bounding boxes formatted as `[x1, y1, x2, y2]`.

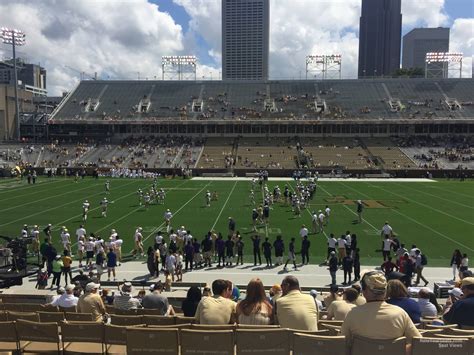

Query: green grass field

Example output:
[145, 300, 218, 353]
[0, 177, 472, 266]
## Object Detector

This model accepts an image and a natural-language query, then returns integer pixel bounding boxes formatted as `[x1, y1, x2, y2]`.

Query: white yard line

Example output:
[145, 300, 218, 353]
[372, 184, 474, 226]
[390, 208, 474, 252]
[319, 182, 380, 233]
[136, 181, 213, 251]
[396, 183, 474, 210]
[211, 181, 238, 231]
[0, 180, 137, 228]
[192, 177, 437, 182]
[338, 181, 474, 252]
[0, 181, 104, 212]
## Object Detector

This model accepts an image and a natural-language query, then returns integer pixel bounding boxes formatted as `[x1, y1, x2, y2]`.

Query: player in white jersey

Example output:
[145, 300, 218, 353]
[249, 191, 255, 206]
[85, 237, 96, 268]
[82, 200, 90, 222]
[324, 205, 331, 225]
[77, 236, 85, 267]
[143, 193, 151, 209]
[105, 237, 116, 253]
[205, 190, 211, 207]
[157, 188, 166, 205]
[133, 227, 144, 258]
[100, 197, 109, 217]
[114, 237, 123, 265]
[110, 228, 117, 241]
[21, 224, 28, 238]
[164, 209, 173, 233]
[311, 211, 319, 234]
[105, 180, 110, 194]
[30, 225, 40, 256]
[137, 189, 143, 206]
[60, 228, 71, 253]
[251, 178, 256, 192]
[318, 210, 325, 233]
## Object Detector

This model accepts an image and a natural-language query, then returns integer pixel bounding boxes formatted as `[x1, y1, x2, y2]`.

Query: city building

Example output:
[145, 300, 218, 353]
[222, 0, 270, 80]
[358, 0, 402, 78]
[0, 59, 47, 96]
[402, 27, 450, 74]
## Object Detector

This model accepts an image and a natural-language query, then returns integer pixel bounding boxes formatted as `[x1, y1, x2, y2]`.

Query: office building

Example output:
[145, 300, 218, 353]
[402, 27, 450, 71]
[358, 0, 402, 78]
[222, 0, 269, 80]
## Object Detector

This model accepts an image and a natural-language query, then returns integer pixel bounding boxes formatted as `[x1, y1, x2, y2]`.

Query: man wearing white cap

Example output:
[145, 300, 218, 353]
[77, 282, 105, 322]
[114, 282, 142, 310]
[444, 277, 474, 327]
[50, 284, 78, 308]
[60, 228, 71, 253]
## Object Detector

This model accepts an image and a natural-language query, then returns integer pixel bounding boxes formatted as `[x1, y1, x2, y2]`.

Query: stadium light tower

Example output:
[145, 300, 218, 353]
[1, 27, 26, 140]
[425, 52, 463, 79]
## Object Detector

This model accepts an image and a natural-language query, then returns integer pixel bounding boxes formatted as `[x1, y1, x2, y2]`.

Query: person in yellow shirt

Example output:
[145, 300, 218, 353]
[275, 276, 318, 331]
[77, 283, 106, 322]
[195, 279, 236, 324]
[327, 288, 359, 320]
[341, 271, 421, 352]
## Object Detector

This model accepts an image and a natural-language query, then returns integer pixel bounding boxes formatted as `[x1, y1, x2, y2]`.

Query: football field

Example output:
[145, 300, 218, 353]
[0, 176, 472, 267]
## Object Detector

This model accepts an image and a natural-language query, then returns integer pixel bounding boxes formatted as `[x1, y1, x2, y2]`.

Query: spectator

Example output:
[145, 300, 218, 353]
[418, 288, 438, 317]
[77, 282, 106, 322]
[309, 289, 324, 311]
[353, 248, 361, 281]
[342, 253, 353, 285]
[50, 255, 63, 289]
[142, 282, 171, 315]
[62, 250, 73, 285]
[324, 285, 342, 308]
[386, 279, 421, 323]
[113, 282, 142, 310]
[450, 249, 462, 281]
[460, 253, 469, 272]
[351, 284, 367, 306]
[328, 251, 338, 285]
[146, 246, 158, 278]
[101, 289, 115, 305]
[50, 284, 78, 308]
[414, 249, 429, 286]
[381, 256, 398, 275]
[71, 269, 91, 290]
[181, 286, 202, 317]
[236, 278, 273, 325]
[341, 271, 421, 350]
[195, 279, 236, 324]
[275, 276, 318, 331]
[106, 248, 117, 281]
[269, 284, 282, 307]
[327, 288, 359, 320]
[443, 277, 474, 328]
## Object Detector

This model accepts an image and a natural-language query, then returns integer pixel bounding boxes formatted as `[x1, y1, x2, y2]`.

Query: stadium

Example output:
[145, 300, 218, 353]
[0, 0, 473, 354]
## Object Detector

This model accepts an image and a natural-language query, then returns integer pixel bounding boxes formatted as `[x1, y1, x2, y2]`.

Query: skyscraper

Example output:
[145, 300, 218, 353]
[402, 27, 450, 70]
[358, 0, 402, 78]
[222, 0, 269, 81]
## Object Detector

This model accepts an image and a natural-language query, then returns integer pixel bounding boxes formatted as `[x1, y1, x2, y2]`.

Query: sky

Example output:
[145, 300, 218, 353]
[0, 0, 472, 96]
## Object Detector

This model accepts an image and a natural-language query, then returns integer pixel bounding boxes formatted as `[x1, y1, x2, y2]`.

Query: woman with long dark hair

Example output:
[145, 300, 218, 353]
[450, 249, 462, 281]
[236, 278, 273, 325]
[181, 286, 202, 317]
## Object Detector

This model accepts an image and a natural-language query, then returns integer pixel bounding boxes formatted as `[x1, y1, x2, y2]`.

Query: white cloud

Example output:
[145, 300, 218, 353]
[0, 0, 470, 94]
[450, 18, 474, 78]
[0, 0, 185, 95]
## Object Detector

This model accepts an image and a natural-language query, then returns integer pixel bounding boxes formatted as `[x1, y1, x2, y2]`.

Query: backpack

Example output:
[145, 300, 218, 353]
[420, 254, 428, 266]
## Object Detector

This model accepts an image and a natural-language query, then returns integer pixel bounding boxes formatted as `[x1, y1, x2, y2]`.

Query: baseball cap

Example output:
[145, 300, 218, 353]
[65, 284, 75, 291]
[362, 271, 387, 294]
[55, 255, 61, 260]
[57, 287, 65, 294]
[85, 282, 100, 292]
[121, 282, 132, 293]
[448, 287, 463, 299]
[461, 277, 474, 288]
[310, 289, 318, 297]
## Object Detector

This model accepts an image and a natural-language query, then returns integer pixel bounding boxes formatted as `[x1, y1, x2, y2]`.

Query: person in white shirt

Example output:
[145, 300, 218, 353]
[299, 225, 309, 239]
[77, 236, 85, 267]
[30, 225, 40, 256]
[82, 200, 90, 222]
[164, 209, 173, 232]
[326, 233, 337, 263]
[311, 212, 318, 234]
[50, 284, 78, 308]
[324, 206, 331, 225]
[133, 227, 144, 258]
[417, 288, 437, 317]
[381, 222, 393, 239]
[309, 289, 324, 311]
[114, 237, 123, 266]
[76, 225, 86, 242]
[382, 235, 394, 261]
[100, 197, 109, 217]
[337, 236, 347, 264]
[166, 253, 177, 282]
[109, 229, 117, 241]
[318, 211, 325, 233]
[85, 237, 96, 267]
[154, 232, 164, 250]
[61, 229, 71, 253]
